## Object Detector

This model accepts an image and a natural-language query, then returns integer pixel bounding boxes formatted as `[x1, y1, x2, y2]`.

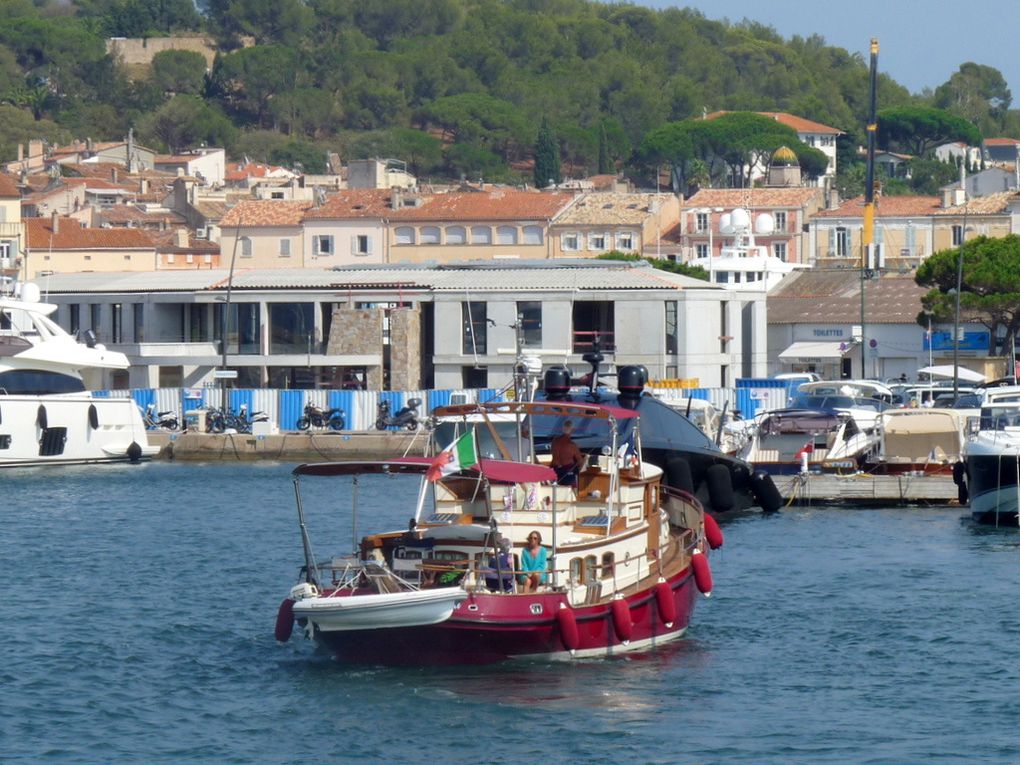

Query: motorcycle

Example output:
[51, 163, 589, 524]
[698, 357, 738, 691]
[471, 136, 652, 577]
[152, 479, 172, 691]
[376, 397, 422, 430]
[141, 402, 178, 431]
[230, 403, 269, 434]
[296, 403, 346, 431]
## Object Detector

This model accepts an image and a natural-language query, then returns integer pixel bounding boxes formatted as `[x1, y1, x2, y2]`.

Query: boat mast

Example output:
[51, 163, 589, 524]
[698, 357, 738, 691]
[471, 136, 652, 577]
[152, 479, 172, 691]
[861, 38, 879, 378]
[293, 476, 319, 585]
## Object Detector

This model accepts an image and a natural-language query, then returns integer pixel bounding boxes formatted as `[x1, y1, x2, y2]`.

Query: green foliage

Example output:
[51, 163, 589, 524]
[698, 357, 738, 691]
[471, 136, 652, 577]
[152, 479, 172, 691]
[877, 106, 982, 158]
[150, 50, 208, 96]
[916, 235, 1020, 354]
[533, 118, 561, 188]
[934, 63, 1011, 136]
[904, 158, 959, 196]
[76, 0, 202, 37]
[0, 103, 67, 161]
[137, 94, 237, 153]
[597, 251, 709, 280]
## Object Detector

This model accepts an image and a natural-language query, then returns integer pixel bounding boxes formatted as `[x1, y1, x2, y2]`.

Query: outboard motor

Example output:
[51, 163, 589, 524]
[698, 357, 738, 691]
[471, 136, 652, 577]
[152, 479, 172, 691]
[543, 366, 571, 399]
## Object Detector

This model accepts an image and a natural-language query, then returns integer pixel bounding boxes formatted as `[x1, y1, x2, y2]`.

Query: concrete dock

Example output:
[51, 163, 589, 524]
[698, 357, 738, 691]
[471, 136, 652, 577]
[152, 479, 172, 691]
[149, 431, 429, 462]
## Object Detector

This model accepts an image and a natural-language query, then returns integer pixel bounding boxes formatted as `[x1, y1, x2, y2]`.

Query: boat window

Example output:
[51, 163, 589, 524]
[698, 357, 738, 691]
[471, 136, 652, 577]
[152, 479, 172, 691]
[584, 555, 598, 583]
[601, 552, 614, 579]
[0, 435, 10, 449]
[0, 370, 85, 395]
[569, 557, 582, 585]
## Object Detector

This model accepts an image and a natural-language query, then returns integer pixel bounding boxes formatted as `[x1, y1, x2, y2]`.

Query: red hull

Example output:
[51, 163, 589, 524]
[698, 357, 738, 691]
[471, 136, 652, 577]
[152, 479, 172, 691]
[308, 566, 700, 665]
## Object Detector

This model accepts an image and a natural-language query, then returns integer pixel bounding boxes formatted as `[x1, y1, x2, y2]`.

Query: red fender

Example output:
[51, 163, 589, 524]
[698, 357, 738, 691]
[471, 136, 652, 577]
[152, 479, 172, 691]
[274, 598, 295, 642]
[691, 551, 713, 597]
[610, 597, 633, 644]
[557, 603, 580, 652]
[704, 512, 724, 550]
[654, 580, 677, 627]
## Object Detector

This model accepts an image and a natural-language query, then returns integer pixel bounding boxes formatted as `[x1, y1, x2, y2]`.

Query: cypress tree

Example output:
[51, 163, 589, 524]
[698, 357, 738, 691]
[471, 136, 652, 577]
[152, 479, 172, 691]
[597, 122, 612, 175]
[534, 118, 562, 188]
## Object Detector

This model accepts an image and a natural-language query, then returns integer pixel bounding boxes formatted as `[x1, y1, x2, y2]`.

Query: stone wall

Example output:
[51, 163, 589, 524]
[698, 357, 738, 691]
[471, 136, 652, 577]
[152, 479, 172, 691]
[106, 37, 218, 69]
[327, 307, 384, 389]
[389, 307, 421, 391]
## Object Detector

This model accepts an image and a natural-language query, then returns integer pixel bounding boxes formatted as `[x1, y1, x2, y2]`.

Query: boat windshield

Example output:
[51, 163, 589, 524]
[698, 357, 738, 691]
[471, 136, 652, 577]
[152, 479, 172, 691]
[979, 406, 1020, 430]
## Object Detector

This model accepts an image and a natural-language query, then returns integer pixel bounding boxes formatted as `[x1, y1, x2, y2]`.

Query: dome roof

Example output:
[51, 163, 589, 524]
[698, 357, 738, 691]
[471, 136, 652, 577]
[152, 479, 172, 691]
[772, 146, 799, 166]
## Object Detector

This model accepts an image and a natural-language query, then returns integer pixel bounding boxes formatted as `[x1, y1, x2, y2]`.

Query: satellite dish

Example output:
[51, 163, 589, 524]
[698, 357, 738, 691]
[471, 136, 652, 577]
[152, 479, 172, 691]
[731, 208, 751, 231]
[755, 213, 776, 234]
[718, 213, 734, 235]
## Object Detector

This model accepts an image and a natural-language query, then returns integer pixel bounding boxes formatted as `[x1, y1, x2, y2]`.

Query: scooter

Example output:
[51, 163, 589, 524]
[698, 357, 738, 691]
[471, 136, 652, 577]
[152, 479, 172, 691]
[376, 397, 422, 430]
[141, 403, 178, 431]
[296, 403, 346, 431]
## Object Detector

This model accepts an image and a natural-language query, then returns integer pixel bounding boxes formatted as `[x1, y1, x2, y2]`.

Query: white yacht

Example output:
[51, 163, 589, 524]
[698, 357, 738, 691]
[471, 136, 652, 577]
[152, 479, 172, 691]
[695, 208, 805, 291]
[0, 282, 157, 467]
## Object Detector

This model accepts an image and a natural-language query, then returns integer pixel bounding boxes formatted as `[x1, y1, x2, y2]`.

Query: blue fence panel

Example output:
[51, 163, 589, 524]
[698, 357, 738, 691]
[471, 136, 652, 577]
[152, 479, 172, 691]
[229, 389, 255, 418]
[132, 389, 155, 410]
[685, 388, 710, 401]
[327, 390, 354, 429]
[736, 388, 766, 420]
[279, 390, 304, 431]
[428, 389, 453, 411]
[92, 390, 110, 398]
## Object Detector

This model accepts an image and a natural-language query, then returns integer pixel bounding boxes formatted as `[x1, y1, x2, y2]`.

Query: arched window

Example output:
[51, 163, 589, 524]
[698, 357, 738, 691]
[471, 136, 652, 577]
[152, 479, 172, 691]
[446, 226, 466, 244]
[496, 226, 517, 245]
[421, 226, 441, 244]
[471, 226, 492, 244]
[522, 225, 543, 245]
[395, 226, 415, 245]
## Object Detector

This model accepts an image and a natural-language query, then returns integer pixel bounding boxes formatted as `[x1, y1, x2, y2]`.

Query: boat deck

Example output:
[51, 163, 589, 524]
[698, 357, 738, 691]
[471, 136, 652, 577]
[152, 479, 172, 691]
[772, 473, 959, 506]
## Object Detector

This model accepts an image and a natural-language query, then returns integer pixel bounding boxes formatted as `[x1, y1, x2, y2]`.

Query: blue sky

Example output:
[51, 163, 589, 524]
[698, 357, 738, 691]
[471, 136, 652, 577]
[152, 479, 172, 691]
[641, 0, 1020, 98]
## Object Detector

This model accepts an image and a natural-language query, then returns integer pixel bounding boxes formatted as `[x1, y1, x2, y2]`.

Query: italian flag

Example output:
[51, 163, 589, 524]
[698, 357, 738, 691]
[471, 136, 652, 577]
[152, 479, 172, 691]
[426, 430, 478, 482]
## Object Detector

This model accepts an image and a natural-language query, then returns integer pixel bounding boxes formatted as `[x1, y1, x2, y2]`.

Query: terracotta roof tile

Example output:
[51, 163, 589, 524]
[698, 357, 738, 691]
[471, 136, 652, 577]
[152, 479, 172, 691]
[813, 195, 943, 218]
[0, 173, 18, 197]
[769, 270, 927, 324]
[684, 187, 823, 208]
[304, 188, 575, 222]
[984, 137, 1020, 146]
[25, 217, 155, 249]
[704, 111, 843, 135]
[220, 200, 313, 227]
[556, 192, 661, 225]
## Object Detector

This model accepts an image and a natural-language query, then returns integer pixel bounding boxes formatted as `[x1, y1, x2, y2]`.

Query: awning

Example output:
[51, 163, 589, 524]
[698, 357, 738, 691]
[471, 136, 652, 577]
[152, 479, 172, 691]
[778, 340, 855, 361]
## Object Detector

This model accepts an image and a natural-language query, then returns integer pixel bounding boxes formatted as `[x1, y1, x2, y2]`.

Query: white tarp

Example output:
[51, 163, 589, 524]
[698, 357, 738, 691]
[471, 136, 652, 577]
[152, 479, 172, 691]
[916, 364, 986, 383]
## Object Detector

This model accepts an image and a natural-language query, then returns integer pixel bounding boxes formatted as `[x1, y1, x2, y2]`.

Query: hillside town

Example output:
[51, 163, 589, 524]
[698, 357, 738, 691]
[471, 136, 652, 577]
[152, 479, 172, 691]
[2, 107, 1017, 392]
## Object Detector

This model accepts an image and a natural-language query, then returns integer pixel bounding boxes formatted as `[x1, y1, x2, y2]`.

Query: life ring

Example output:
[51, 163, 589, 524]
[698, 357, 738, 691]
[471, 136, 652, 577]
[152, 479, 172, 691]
[274, 598, 295, 642]
[705, 463, 734, 512]
[610, 597, 633, 644]
[750, 470, 783, 513]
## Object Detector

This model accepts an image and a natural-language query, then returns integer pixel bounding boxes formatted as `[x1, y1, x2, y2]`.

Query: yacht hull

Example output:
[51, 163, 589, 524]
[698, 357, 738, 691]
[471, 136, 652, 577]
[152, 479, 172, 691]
[0, 393, 156, 467]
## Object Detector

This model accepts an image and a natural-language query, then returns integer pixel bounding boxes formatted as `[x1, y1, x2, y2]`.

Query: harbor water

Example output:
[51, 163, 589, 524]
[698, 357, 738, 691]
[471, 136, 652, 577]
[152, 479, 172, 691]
[4, 461, 1020, 763]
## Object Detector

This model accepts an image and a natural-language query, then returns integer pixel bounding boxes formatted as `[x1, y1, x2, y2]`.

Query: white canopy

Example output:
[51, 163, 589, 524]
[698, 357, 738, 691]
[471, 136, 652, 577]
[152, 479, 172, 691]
[916, 364, 986, 383]
[778, 340, 854, 361]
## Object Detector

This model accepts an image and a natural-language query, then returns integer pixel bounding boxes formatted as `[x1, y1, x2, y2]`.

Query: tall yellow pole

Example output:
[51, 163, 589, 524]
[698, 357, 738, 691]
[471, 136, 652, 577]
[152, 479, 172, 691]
[860, 38, 879, 377]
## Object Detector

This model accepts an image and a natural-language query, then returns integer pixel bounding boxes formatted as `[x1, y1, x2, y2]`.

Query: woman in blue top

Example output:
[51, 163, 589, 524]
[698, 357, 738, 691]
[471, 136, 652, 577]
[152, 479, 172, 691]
[519, 530, 548, 594]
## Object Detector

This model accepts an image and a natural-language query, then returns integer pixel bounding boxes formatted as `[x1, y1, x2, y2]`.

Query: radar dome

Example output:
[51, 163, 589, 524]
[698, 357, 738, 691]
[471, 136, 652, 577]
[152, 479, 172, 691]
[754, 213, 776, 234]
[718, 213, 734, 235]
[730, 208, 751, 230]
[18, 282, 41, 303]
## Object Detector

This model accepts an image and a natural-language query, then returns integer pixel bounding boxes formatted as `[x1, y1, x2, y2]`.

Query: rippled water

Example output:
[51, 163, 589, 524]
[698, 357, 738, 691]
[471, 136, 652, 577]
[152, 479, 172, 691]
[4, 462, 1020, 763]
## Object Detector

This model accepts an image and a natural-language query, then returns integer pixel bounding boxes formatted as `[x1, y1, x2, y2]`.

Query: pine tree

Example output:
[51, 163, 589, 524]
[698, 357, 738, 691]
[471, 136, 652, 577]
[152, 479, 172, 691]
[533, 118, 561, 188]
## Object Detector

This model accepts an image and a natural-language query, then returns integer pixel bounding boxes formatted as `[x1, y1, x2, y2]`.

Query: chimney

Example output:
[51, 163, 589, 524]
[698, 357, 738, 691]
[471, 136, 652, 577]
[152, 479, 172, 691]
[140, 177, 148, 194]
[28, 139, 42, 158]
[827, 188, 840, 209]
[51, 211, 59, 234]
[941, 188, 953, 208]
[175, 228, 188, 247]
[112, 167, 118, 183]
[86, 137, 93, 154]
[391, 186, 402, 209]
[17, 144, 23, 162]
